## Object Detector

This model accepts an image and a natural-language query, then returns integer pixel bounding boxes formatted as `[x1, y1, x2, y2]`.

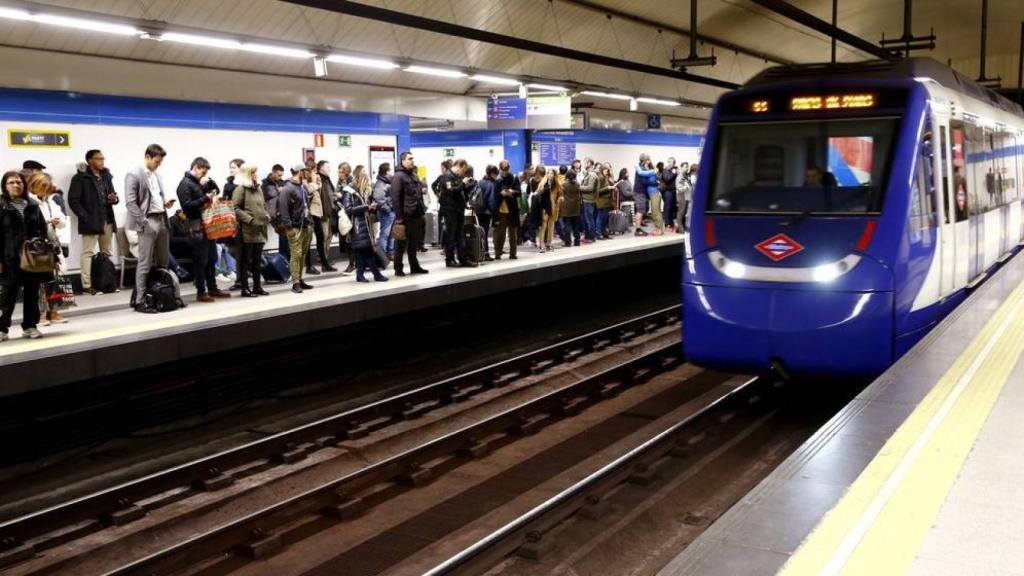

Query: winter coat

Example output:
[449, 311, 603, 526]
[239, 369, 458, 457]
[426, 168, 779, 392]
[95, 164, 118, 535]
[661, 167, 678, 192]
[595, 175, 614, 210]
[222, 175, 238, 201]
[539, 180, 560, 217]
[318, 174, 336, 219]
[437, 171, 468, 213]
[391, 167, 426, 220]
[615, 179, 634, 203]
[372, 175, 393, 213]
[580, 170, 599, 204]
[560, 179, 582, 218]
[176, 172, 215, 222]
[277, 179, 311, 229]
[68, 167, 118, 235]
[491, 172, 521, 220]
[343, 189, 373, 250]
[308, 180, 324, 219]
[635, 166, 660, 197]
[232, 180, 269, 244]
[474, 177, 497, 215]
[0, 196, 48, 286]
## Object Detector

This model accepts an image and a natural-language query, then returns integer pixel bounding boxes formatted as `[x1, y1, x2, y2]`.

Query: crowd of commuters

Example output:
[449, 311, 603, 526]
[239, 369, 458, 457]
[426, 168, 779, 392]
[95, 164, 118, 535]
[0, 146, 696, 339]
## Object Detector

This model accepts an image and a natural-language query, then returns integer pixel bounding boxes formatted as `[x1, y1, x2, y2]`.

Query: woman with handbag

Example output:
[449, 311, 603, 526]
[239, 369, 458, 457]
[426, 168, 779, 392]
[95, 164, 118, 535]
[0, 171, 51, 340]
[28, 173, 69, 326]
[343, 185, 388, 283]
[232, 163, 270, 298]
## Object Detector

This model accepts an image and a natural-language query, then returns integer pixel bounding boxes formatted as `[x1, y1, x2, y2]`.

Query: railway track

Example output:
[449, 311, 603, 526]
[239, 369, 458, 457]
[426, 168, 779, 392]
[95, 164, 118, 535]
[0, 306, 683, 574]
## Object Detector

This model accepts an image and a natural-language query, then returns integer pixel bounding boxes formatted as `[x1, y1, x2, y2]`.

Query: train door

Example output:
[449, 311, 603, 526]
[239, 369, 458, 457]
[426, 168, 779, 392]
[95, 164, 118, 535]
[933, 116, 960, 296]
[948, 120, 972, 288]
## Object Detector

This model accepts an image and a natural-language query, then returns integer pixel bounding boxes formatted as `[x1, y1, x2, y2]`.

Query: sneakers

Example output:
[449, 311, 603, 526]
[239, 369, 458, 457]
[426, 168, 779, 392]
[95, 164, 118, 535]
[635, 229, 648, 236]
[373, 273, 389, 282]
[39, 318, 51, 327]
[23, 327, 43, 339]
[48, 311, 68, 324]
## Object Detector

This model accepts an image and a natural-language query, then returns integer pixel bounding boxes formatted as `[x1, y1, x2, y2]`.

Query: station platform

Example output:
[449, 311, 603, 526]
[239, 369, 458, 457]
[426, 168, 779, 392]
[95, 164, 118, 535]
[0, 234, 684, 398]
[660, 247, 1024, 576]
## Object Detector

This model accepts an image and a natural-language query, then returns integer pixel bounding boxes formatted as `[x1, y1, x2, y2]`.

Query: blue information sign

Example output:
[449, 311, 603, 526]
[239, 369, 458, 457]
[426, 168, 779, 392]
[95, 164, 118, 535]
[487, 97, 527, 129]
[539, 142, 576, 167]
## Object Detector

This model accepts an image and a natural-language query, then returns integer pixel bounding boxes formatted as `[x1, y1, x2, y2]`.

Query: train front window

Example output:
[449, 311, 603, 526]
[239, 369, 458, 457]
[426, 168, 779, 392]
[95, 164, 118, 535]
[710, 118, 898, 214]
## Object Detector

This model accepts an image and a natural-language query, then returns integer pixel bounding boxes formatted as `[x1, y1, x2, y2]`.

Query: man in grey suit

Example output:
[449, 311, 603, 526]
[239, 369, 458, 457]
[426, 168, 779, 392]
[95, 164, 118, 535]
[125, 144, 175, 310]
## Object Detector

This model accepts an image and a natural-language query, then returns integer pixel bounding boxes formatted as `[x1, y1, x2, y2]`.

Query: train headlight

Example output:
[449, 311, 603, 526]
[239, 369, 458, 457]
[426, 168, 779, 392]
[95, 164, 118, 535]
[812, 263, 843, 282]
[723, 261, 747, 279]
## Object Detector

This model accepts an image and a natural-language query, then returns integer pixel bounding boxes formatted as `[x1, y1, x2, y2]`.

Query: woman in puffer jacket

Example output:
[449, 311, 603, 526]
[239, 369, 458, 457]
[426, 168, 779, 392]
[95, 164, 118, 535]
[343, 185, 388, 283]
[634, 153, 663, 235]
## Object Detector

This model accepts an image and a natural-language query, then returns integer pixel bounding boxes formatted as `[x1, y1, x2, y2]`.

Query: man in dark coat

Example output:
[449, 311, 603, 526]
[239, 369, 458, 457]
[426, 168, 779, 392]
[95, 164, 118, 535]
[68, 149, 119, 294]
[492, 160, 521, 260]
[389, 152, 429, 277]
[176, 157, 229, 302]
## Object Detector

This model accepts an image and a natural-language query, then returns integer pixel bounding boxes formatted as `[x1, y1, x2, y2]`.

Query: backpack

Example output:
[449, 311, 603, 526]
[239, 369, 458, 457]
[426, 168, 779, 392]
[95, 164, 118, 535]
[90, 252, 118, 293]
[137, 268, 186, 312]
[469, 185, 487, 213]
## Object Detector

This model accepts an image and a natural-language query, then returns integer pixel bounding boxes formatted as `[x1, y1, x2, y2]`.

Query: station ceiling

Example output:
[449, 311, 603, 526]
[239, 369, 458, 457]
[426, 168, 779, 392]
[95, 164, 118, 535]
[0, 0, 1021, 108]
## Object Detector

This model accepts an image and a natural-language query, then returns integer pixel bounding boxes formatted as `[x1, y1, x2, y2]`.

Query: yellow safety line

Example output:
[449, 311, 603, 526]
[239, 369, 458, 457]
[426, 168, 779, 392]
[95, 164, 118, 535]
[780, 277, 1024, 576]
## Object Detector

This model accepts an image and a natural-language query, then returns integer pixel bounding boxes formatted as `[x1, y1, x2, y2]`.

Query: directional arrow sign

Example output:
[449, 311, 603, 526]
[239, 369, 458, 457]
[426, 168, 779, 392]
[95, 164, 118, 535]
[7, 129, 71, 148]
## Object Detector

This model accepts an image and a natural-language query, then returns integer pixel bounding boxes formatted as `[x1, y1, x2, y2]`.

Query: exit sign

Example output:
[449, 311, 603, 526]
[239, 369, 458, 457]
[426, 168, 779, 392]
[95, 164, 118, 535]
[338, 135, 352, 148]
[443, 148, 455, 158]
[8, 129, 70, 148]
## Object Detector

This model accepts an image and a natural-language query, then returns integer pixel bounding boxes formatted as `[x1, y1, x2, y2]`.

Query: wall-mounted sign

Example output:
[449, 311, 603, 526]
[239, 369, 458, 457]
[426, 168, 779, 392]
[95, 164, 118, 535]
[8, 129, 71, 148]
[443, 148, 456, 158]
[647, 114, 662, 130]
[302, 148, 316, 166]
[338, 135, 352, 148]
[314, 133, 325, 147]
[539, 142, 576, 167]
[527, 96, 571, 130]
[487, 96, 528, 130]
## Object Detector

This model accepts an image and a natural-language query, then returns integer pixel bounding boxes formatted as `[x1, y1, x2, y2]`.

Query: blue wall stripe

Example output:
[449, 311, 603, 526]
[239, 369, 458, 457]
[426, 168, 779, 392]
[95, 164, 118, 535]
[0, 88, 406, 135]
[531, 129, 704, 147]
[410, 129, 505, 147]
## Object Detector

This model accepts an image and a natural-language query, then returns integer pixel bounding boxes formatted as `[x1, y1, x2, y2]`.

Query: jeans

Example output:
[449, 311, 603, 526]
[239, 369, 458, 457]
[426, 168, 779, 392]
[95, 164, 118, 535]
[239, 242, 264, 290]
[286, 226, 312, 282]
[560, 215, 582, 245]
[355, 246, 384, 280]
[596, 208, 609, 238]
[395, 215, 425, 272]
[377, 209, 396, 256]
[583, 202, 597, 240]
[190, 236, 219, 294]
[0, 270, 42, 332]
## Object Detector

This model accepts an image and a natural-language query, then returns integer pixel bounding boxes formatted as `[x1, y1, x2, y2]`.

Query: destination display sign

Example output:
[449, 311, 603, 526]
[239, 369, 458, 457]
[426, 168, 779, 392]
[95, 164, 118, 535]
[8, 130, 71, 148]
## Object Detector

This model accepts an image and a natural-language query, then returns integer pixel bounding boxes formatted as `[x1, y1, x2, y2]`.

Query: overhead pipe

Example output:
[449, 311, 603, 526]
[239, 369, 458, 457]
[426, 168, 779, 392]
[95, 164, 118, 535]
[747, 0, 896, 60]
[671, 0, 717, 70]
[280, 0, 740, 90]
[977, 0, 1000, 85]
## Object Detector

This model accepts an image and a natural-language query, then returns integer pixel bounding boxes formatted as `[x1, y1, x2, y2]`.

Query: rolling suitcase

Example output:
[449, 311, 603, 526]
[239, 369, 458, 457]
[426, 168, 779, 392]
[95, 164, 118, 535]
[608, 210, 629, 235]
[424, 212, 439, 246]
[619, 201, 636, 222]
[261, 252, 291, 283]
[463, 212, 486, 263]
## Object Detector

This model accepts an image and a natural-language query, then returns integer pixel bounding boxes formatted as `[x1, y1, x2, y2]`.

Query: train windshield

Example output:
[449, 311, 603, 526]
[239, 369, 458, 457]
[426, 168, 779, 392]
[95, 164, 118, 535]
[709, 117, 898, 214]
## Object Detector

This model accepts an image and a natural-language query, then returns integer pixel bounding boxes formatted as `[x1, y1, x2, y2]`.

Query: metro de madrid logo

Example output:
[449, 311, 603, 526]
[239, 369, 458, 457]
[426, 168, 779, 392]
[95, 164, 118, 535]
[755, 233, 804, 262]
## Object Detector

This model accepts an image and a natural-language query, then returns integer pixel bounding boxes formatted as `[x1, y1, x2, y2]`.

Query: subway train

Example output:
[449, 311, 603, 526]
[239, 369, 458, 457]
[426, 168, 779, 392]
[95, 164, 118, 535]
[683, 58, 1024, 378]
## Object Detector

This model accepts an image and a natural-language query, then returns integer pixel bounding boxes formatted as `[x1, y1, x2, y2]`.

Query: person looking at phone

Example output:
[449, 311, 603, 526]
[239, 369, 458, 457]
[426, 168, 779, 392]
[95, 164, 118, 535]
[125, 144, 176, 311]
[69, 149, 120, 295]
[177, 157, 230, 302]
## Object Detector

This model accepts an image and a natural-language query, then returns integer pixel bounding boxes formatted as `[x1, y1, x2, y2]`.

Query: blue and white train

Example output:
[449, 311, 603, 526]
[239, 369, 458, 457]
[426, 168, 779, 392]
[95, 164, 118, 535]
[683, 58, 1024, 378]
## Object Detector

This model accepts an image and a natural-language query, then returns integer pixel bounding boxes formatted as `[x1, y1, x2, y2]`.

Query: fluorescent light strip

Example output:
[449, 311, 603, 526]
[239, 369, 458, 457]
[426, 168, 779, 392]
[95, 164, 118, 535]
[161, 32, 241, 50]
[240, 43, 313, 59]
[636, 97, 682, 107]
[327, 54, 399, 69]
[33, 13, 139, 35]
[528, 83, 566, 92]
[471, 74, 521, 86]
[406, 65, 466, 78]
[581, 90, 633, 101]
[0, 7, 31, 20]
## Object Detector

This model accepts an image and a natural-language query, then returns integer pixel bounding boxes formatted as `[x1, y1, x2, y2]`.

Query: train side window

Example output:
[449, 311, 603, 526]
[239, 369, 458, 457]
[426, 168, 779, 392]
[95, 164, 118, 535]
[917, 122, 936, 228]
[939, 126, 950, 223]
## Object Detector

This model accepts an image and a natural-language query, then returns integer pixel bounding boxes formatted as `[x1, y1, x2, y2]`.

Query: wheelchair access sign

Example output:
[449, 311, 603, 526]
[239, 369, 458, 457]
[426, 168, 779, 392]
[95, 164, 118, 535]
[8, 129, 71, 148]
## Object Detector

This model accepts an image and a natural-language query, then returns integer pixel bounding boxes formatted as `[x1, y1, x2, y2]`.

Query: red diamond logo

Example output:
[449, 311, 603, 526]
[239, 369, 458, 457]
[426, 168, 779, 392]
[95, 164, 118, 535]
[755, 233, 804, 262]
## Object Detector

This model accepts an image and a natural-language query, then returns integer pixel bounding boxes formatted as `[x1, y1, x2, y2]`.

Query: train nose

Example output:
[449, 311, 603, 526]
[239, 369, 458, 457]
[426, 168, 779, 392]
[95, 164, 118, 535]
[683, 284, 894, 377]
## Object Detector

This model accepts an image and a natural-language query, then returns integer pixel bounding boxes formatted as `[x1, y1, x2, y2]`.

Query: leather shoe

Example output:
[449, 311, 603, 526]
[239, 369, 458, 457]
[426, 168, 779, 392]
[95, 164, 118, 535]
[291, 283, 303, 294]
[395, 270, 407, 277]
[197, 293, 215, 303]
[306, 267, 321, 275]
[209, 290, 232, 298]
[411, 268, 429, 274]
[254, 288, 270, 296]
[323, 265, 338, 272]
[299, 281, 314, 290]
[240, 289, 255, 297]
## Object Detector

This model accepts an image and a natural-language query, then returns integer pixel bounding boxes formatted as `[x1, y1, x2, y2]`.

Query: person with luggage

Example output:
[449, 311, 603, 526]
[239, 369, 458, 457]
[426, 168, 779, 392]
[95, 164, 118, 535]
[0, 171, 49, 340]
[69, 149, 119, 295]
[472, 165, 497, 261]
[614, 167, 639, 235]
[559, 169, 583, 247]
[28, 173, 68, 326]
[635, 154, 663, 235]
[176, 157, 230, 303]
[232, 163, 270, 297]
[438, 159, 477, 268]
[390, 151, 430, 277]
[492, 160, 520, 260]
[278, 164, 316, 294]
[372, 162, 395, 260]
[537, 167, 562, 253]
[126, 144, 176, 312]
[343, 181, 388, 283]
[595, 164, 615, 240]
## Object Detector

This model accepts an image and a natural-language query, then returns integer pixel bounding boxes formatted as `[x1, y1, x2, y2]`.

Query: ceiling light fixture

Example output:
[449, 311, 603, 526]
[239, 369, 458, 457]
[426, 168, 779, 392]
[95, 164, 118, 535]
[33, 13, 140, 35]
[470, 74, 521, 86]
[581, 90, 633, 101]
[527, 83, 566, 92]
[636, 97, 682, 107]
[406, 65, 466, 78]
[160, 32, 241, 50]
[327, 54, 400, 70]
[240, 43, 313, 59]
[0, 7, 31, 20]
[313, 56, 328, 78]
